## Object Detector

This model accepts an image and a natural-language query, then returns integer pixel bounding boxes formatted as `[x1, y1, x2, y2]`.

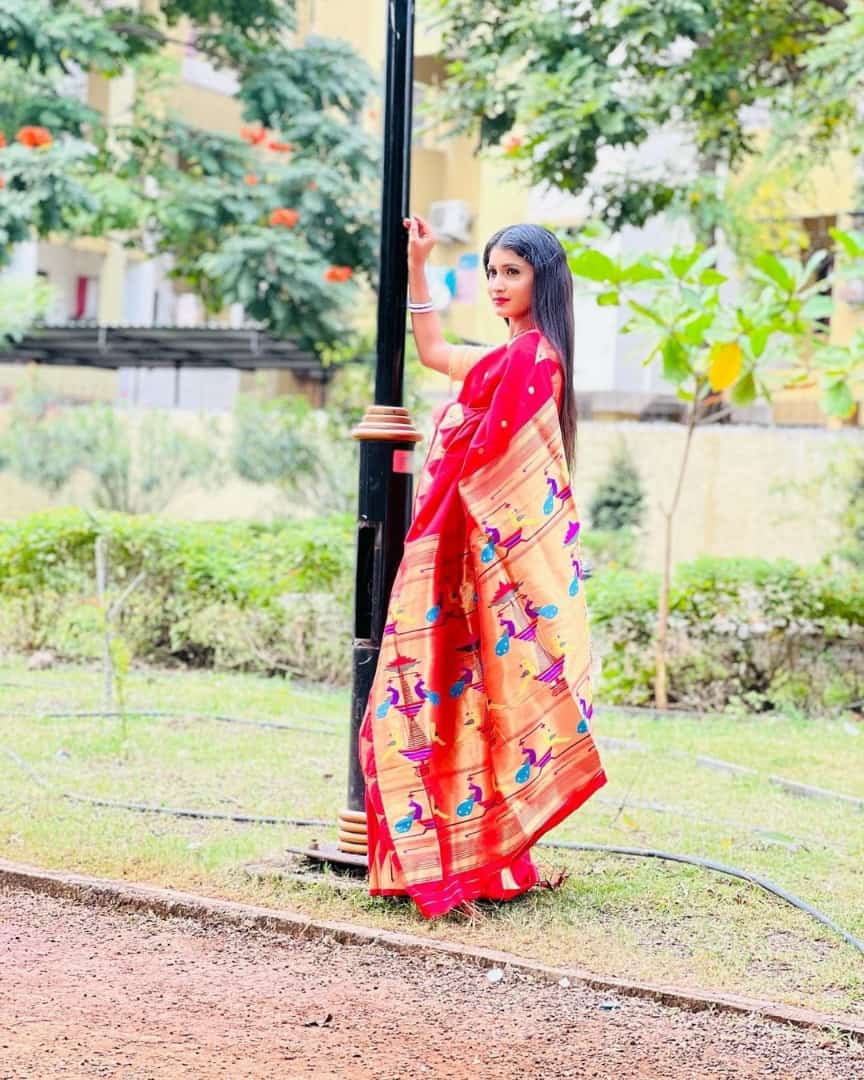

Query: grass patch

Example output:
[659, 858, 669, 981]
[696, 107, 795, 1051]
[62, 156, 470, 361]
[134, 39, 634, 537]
[1, 656, 862, 1016]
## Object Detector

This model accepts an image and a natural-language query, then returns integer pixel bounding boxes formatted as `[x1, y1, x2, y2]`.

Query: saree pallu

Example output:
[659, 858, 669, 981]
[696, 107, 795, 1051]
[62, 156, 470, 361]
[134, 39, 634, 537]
[359, 329, 606, 918]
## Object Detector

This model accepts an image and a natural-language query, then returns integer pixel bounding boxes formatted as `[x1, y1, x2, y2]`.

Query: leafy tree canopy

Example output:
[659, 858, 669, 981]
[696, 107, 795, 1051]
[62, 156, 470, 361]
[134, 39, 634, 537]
[0, 0, 378, 351]
[432, 0, 860, 231]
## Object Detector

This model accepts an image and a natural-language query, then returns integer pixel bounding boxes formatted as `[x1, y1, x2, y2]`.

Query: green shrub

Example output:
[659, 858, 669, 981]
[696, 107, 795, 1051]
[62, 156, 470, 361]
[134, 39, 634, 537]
[0, 509, 354, 681]
[580, 527, 639, 572]
[588, 556, 864, 712]
[3, 511, 862, 710]
[0, 382, 223, 513]
[836, 442, 864, 569]
[588, 443, 646, 532]
[231, 394, 360, 515]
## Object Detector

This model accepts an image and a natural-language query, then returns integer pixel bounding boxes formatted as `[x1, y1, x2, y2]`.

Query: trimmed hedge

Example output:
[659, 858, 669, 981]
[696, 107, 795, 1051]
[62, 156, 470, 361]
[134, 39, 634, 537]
[1, 511, 862, 710]
[0, 509, 354, 682]
[589, 557, 864, 712]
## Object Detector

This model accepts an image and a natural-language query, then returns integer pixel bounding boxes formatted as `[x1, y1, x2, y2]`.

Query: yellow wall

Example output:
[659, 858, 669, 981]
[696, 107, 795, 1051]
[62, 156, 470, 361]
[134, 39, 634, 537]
[299, 0, 385, 67]
[165, 81, 244, 134]
[0, 366, 116, 405]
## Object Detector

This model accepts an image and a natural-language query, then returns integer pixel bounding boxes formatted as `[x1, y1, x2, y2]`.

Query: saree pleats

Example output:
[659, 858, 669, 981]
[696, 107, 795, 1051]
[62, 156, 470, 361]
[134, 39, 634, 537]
[359, 330, 606, 918]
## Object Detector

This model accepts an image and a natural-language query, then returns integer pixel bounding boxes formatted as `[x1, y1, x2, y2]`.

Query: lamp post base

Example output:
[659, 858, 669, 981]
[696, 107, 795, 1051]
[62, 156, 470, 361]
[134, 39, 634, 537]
[337, 807, 368, 857]
[284, 841, 368, 872]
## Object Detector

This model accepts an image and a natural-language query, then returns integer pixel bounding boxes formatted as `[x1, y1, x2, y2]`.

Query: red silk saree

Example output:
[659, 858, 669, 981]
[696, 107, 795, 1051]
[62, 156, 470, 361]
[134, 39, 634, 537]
[359, 329, 606, 918]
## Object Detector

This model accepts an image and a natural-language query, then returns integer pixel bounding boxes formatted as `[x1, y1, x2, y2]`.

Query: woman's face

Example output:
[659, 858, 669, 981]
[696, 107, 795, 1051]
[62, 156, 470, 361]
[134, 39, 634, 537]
[486, 246, 534, 323]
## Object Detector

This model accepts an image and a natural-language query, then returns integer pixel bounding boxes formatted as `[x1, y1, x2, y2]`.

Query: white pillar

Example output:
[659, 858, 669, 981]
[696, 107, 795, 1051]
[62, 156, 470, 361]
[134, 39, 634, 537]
[123, 258, 158, 325]
[4, 240, 39, 279]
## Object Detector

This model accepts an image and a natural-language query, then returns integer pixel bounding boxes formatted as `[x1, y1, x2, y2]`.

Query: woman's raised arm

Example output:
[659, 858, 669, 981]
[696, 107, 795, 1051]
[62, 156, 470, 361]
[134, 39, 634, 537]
[404, 215, 486, 381]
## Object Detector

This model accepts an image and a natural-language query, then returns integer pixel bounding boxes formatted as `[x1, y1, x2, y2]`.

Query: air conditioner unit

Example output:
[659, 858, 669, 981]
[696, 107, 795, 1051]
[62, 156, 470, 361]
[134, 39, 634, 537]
[429, 200, 472, 244]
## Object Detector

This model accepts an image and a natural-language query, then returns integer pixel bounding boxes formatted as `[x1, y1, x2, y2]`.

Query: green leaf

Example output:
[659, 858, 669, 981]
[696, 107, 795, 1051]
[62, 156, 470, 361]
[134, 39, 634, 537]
[669, 250, 701, 279]
[628, 300, 666, 327]
[619, 261, 664, 285]
[730, 372, 757, 407]
[753, 252, 795, 292]
[801, 295, 835, 320]
[748, 326, 771, 358]
[829, 228, 864, 259]
[596, 290, 620, 306]
[699, 269, 726, 287]
[568, 249, 619, 283]
[821, 380, 856, 419]
[661, 337, 691, 385]
[681, 312, 713, 345]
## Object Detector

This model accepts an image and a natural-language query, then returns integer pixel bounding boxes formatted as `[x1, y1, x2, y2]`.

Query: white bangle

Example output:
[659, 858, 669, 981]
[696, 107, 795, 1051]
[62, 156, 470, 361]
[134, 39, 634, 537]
[408, 299, 435, 313]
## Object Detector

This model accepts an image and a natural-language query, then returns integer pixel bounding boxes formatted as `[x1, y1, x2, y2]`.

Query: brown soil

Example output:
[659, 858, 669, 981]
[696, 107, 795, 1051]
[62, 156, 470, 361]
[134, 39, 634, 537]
[0, 886, 861, 1079]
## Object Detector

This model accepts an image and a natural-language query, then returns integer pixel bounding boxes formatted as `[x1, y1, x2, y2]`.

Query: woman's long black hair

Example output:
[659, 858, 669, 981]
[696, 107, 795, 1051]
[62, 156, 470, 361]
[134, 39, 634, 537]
[482, 224, 577, 473]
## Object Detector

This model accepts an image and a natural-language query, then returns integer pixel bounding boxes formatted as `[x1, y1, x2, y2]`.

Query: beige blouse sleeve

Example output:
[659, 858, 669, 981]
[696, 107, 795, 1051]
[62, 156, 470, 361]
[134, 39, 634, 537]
[449, 344, 489, 382]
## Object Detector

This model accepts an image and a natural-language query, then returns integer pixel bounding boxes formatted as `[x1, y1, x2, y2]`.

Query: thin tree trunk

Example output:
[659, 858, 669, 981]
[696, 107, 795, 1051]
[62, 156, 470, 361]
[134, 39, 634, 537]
[654, 403, 700, 709]
[95, 536, 113, 713]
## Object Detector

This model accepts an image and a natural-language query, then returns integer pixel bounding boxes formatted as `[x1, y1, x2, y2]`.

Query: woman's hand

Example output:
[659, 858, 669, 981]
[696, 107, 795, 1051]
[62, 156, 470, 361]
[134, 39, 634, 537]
[404, 214, 436, 268]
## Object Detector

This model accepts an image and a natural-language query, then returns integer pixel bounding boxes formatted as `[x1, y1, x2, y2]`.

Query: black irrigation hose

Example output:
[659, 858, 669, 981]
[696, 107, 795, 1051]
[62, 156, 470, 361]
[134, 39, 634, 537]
[539, 840, 864, 957]
[592, 794, 832, 854]
[63, 793, 328, 828]
[5, 746, 862, 955]
[605, 704, 728, 722]
[1, 747, 327, 829]
[0, 709, 341, 735]
[598, 736, 864, 812]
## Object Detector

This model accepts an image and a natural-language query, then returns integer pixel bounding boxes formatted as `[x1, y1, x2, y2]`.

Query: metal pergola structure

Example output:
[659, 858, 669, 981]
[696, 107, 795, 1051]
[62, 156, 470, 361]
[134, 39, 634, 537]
[5, 322, 328, 382]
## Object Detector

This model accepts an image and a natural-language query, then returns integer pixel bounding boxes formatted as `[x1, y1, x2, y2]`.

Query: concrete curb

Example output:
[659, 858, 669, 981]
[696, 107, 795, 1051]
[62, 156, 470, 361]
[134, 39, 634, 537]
[1, 857, 862, 1041]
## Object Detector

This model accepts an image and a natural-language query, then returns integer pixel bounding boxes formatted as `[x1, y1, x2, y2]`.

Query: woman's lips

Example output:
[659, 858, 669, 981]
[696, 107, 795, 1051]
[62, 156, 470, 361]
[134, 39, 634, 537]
[493, 297, 508, 306]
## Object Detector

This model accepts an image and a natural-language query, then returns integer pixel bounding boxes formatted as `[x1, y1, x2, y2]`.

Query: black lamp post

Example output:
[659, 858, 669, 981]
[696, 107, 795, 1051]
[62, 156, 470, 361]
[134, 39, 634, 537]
[333, 0, 420, 863]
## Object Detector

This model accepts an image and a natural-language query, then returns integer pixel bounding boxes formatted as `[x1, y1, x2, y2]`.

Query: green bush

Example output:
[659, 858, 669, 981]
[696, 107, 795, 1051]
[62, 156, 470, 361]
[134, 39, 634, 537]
[0, 382, 223, 513]
[836, 442, 864, 569]
[580, 527, 639, 572]
[588, 556, 864, 712]
[3, 511, 862, 710]
[588, 443, 646, 532]
[0, 509, 354, 681]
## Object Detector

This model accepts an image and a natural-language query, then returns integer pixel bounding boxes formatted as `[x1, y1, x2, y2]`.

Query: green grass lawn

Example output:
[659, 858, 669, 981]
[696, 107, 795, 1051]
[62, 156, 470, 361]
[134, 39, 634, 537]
[1, 656, 862, 1016]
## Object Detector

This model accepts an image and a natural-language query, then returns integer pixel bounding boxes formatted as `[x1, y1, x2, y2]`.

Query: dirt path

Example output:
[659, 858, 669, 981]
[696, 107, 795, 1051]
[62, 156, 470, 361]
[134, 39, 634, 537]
[0, 887, 860, 1080]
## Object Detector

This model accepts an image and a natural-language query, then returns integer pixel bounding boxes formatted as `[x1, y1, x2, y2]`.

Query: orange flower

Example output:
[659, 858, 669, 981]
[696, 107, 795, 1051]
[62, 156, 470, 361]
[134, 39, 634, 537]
[324, 265, 353, 283]
[0, 133, 5, 149]
[240, 124, 268, 146]
[501, 133, 522, 155]
[269, 207, 299, 228]
[16, 125, 53, 148]
[0, 176, 5, 190]
[244, 173, 259, 186]
[268, 139, 293, 153]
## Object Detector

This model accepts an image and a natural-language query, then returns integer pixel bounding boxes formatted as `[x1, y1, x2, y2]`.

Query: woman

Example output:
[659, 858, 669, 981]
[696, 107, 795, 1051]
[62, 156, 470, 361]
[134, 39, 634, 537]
[359, 217, 606, 918]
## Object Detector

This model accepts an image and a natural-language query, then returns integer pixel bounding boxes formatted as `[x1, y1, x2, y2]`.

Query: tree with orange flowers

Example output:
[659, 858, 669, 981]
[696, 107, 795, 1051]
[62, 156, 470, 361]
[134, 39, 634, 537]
[0, 1, 378, 351]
